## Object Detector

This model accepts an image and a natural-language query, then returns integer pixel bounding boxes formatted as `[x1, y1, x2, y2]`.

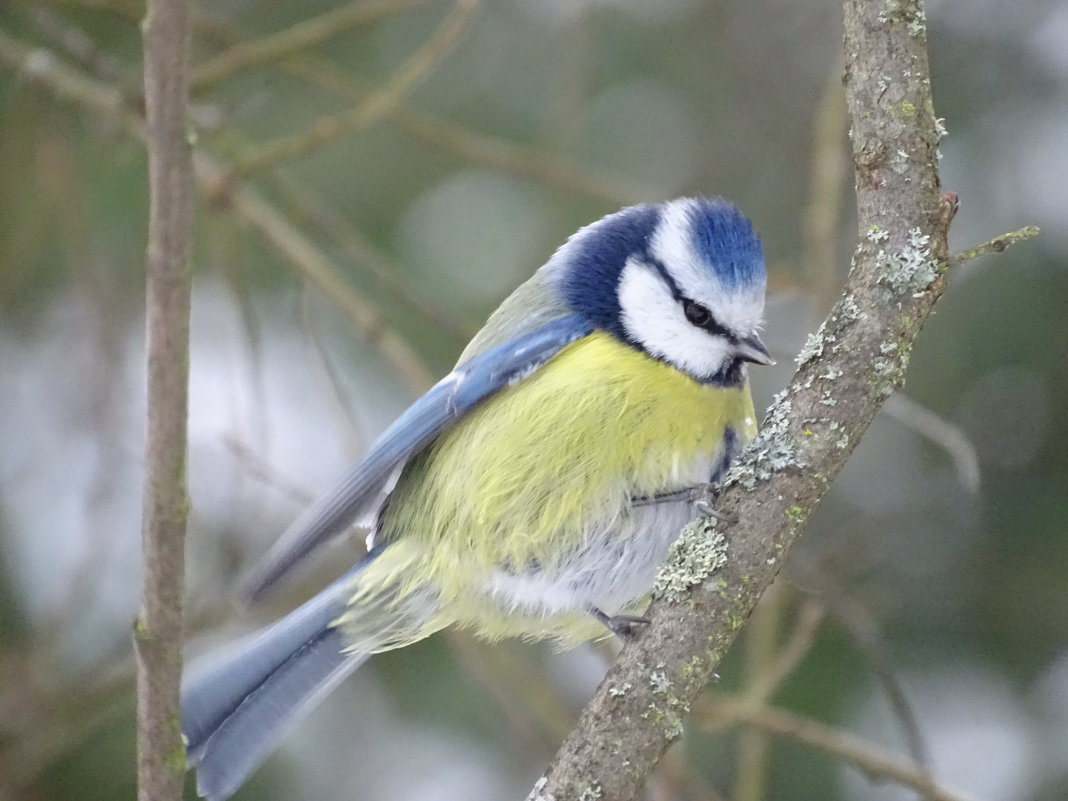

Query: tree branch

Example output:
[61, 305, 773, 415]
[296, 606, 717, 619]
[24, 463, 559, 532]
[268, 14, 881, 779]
[698, 702, 979, 801]
[135, 1, 193, 800]
[0, 28, 438, 394]
[529, 2, 1031, 798]
[950, 225, 1040, 269]
[190, 0, 432, 94]
[192, 16, 645, 204]
[232, 0, 480, 177]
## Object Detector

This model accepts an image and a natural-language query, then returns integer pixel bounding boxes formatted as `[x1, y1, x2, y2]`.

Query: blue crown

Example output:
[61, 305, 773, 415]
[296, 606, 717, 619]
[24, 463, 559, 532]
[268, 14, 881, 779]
[558, 197, 763, 336]
[685, 198, 764, 290]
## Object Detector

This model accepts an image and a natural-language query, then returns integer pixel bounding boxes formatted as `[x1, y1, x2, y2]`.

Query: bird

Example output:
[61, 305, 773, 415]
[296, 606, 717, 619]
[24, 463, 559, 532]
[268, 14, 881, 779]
[181, 196, 772, 800]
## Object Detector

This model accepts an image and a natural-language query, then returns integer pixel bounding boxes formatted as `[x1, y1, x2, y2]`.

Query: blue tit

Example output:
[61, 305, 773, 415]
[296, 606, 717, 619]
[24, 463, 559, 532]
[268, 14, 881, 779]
[181, 196, 772, 800]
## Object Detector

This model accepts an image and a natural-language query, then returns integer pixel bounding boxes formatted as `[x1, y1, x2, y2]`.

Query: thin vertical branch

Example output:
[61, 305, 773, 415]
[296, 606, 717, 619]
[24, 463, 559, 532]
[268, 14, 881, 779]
[731, 585, 783, 801]
[803, 66, 849, 313]
[136, 1, 193, 800]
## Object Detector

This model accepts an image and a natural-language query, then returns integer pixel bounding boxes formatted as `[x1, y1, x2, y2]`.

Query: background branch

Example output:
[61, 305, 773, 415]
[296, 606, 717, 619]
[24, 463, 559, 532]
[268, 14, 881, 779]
[232, 0, 480, 176]
[698, 702, 978, 801]
[530, 1, 1014, 798]
[0, 29, 438, 393]
[135, 1, 193, 800]
[190, 0, 432, 94]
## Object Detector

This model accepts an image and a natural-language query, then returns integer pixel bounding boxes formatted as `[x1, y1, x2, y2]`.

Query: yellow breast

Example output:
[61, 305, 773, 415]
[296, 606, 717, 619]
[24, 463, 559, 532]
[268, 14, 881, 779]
[381, 331, 757, 571]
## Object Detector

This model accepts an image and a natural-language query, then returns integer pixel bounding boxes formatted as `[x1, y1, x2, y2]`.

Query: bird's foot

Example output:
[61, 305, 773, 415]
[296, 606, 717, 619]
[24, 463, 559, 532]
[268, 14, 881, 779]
[632, 483, 734, 523]
[589, 606, 651, 640]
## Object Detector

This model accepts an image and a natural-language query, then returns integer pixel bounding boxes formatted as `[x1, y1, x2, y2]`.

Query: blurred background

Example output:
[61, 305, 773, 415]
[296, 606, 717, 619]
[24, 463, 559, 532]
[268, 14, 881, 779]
[0, 1, 1065, 800]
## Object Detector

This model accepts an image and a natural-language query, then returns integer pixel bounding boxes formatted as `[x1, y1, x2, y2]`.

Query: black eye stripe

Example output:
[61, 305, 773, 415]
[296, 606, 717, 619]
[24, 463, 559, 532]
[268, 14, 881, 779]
[646, 256, 735, 340]
[682, 298, 730, 337]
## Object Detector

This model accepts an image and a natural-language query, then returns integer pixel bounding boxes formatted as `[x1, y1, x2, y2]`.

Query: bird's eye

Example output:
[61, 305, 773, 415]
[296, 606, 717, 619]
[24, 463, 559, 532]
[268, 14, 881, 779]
[683, 299, 713, 328]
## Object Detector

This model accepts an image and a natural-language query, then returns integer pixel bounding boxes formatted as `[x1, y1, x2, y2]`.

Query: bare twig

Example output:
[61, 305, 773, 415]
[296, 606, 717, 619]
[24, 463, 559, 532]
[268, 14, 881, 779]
[0, 29, 437, 393]
[740, 596, 827, 707]
[698, 703, 979, 801]
[0, 27, 133, 120]
[884, 392, 980, 492]
[221, 436, 315, 507]
[233, 0, 480, 176]
[950, 226, 1040, 269]
[826, 587, 934, 774]
[190, 0, 432, 94]
[803, 65, 850, 312]
[194, 15, 643, 204]
[135, 1, 193, 800]
[297, 284, 368, 457]
[731, 583, 783, 801]
[289, 55, 644, 202]
[269, 170, 475, 345]
[196, 151, 438, 390]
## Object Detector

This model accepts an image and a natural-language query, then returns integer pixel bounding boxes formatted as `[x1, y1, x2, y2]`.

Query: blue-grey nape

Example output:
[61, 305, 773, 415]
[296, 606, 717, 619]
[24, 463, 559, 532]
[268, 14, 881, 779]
[557, 203, 661, 340]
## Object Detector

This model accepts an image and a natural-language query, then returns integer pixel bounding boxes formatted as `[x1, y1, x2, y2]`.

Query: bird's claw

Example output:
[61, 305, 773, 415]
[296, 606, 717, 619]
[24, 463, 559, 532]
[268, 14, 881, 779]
[589, 607, 651, 640]
[633, 483, 733, 523]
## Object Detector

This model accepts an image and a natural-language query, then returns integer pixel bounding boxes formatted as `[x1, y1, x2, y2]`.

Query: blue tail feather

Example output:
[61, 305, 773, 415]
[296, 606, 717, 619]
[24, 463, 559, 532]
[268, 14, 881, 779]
[182, 567, 367, 801]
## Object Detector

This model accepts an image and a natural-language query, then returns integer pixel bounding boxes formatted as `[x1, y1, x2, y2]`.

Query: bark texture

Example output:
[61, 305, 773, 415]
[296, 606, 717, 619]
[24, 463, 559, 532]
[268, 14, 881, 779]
[136, 2, 194, 800]
[532, 2, 952, 798]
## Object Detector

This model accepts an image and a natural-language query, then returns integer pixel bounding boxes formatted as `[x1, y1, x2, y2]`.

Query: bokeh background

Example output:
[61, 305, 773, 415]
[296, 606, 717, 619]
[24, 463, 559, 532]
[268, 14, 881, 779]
[1, 1, 1066, 800]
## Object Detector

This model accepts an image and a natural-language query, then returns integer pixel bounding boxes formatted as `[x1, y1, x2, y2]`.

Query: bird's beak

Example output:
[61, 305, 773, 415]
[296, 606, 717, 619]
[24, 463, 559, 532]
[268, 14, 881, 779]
[736, 335, 775, 366]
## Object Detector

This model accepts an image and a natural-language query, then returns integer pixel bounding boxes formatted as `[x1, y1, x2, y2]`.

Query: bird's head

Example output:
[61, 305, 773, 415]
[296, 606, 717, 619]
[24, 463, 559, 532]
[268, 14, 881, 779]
[549, 197, 772, 386]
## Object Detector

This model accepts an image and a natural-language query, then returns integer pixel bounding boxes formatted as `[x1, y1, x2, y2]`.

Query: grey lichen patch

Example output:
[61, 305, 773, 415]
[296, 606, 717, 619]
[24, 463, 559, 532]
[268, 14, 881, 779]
[934, 117, 948, 162]
[878, 0, 925, 35]
[641, 702, 686, 742]
[876, 0, 900, 22]
[727, 392, 805, 490]
[867, 225, 891, 244]
[663, 711, 685, 742]
[796, 331, 825, 367]
[797, 293, 862, 368]
[578, 784, 603, 801]
[906, 6, 927, 37]
[608, 681, 633, 698]
[527, 777, 554, 801]
[641, 669, 689, 742]
[877, 228, 941, 298]
[649, 666, 672, 695]
[935, 117, 948, 141]
[837, 293, 861, 323]
[649, 670, 669, 689]
[653, 517, 728, 602]
[871, 340, 913, 395]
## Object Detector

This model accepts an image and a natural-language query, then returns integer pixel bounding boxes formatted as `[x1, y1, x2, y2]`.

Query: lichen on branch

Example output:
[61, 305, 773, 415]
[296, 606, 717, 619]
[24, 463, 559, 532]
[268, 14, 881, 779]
[528, 2, 1014, 799]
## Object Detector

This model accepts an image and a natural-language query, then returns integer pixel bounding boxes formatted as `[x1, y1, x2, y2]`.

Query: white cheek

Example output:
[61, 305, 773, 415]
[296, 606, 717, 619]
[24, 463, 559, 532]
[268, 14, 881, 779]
[617, 260, 730, 379]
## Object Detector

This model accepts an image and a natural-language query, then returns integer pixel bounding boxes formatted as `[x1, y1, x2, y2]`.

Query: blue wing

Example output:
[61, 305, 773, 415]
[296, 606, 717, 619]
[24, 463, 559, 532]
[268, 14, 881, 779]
[240, 314, 593, 602]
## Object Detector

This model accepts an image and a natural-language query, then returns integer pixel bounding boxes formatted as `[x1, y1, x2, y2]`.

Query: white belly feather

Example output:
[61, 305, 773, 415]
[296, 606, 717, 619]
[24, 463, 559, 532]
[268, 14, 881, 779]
[483, 443, 728, 617]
